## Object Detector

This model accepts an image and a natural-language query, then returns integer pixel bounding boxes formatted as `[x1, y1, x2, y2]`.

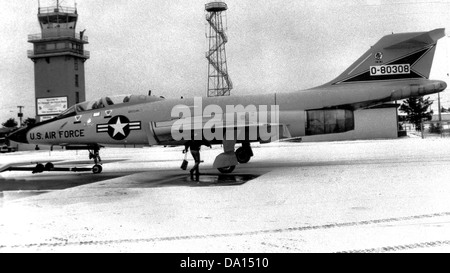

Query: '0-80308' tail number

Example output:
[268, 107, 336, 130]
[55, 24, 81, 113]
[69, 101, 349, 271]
[370, 64, 410, 76]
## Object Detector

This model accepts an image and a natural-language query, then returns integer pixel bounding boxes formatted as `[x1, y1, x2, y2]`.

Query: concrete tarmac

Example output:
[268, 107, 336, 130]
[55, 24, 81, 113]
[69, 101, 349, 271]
[1, 137, 450, 252]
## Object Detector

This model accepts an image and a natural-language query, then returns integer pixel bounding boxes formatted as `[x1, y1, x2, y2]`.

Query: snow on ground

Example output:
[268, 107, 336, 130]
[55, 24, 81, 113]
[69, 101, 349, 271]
[1, 137, 450, 252]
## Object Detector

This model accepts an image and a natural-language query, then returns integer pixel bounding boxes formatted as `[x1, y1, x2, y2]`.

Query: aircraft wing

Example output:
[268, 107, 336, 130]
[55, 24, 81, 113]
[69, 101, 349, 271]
[155, 118, 292, 144]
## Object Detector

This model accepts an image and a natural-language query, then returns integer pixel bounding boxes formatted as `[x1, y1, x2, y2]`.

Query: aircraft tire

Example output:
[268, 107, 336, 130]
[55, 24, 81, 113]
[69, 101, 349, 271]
[45, 162, 54, 170]
[235, 147, 252, 164]
[33, 163, 45, 174]
[218, 165, 236, 173]
[92, 164, 103, 174]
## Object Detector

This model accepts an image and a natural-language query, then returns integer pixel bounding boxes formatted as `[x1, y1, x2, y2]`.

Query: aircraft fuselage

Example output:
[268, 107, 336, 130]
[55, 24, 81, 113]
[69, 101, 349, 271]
[21, 78, 446, 147]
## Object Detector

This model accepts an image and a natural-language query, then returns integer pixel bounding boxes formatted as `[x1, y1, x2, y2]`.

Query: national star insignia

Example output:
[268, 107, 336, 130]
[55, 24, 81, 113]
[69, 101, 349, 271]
[110, 117, 127, 137]
[96, 115, 141, 140]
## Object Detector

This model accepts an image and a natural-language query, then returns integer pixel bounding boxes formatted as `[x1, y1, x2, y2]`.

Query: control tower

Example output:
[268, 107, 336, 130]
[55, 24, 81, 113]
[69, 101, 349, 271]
[205, 2, 232, 97]
[28, 1, 89, 122]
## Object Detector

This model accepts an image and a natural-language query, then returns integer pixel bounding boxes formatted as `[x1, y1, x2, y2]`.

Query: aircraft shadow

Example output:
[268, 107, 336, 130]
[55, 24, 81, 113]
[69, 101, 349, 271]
[139, 173, 260, 188]
[2, 155, 400, 196]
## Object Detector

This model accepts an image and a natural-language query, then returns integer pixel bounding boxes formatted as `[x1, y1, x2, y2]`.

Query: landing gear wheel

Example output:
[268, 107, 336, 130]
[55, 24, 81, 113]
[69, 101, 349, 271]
[44, 162, 54, 170]
[235, 147, 252, 164]
[33, 163, 45, 174]
[92, 164, 103, 174]
[218, 165, 236, 173]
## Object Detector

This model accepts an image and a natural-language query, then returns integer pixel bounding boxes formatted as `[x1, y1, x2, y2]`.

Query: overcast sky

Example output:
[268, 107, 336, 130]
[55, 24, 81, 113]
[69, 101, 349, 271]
[1, 0, 449, 123]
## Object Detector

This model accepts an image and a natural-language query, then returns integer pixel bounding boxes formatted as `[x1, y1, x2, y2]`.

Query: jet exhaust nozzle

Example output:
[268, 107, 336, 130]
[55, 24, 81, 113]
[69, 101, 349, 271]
[391, 80, 447, 101]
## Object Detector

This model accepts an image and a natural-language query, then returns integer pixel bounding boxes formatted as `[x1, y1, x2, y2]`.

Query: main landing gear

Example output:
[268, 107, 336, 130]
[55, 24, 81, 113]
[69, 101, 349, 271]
[216, 143, 254, 174]
[88, 147, 103, 174]
[217, 165, 236, 173]
[235, 142, 254, 164]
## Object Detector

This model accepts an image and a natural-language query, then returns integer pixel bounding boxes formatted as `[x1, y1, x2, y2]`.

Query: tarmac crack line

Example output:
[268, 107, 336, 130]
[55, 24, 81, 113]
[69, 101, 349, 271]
[1, 211, 450, 250]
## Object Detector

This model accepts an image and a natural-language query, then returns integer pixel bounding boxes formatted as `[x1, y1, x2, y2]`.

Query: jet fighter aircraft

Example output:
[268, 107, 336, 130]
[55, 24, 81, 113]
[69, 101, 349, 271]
[8, 28, 448, 174]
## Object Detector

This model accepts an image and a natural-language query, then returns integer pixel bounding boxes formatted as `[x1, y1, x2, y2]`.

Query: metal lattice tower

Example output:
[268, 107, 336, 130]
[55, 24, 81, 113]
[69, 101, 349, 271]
[205, 2, 232, 97]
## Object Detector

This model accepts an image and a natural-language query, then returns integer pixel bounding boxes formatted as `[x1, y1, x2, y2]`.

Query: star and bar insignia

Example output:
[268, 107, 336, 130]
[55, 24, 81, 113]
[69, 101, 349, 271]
[96, 115, 141, 140]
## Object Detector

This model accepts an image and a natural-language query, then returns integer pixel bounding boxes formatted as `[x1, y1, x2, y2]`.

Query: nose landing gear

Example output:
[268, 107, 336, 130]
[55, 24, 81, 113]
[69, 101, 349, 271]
[92, 164, 103, 174]
[88, 147, 103, 174]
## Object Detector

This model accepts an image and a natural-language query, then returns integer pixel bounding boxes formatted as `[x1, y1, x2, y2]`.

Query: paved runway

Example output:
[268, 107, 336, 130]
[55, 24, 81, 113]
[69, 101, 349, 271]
[1, 138, 450, 252]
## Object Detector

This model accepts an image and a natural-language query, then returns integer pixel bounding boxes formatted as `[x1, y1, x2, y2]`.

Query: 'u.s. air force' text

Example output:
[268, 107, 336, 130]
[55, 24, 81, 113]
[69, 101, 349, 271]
[30, 130, 85, 140]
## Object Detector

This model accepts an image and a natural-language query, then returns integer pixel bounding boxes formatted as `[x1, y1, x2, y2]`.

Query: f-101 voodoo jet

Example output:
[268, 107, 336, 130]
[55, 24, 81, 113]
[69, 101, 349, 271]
[8, 28, 447, 174]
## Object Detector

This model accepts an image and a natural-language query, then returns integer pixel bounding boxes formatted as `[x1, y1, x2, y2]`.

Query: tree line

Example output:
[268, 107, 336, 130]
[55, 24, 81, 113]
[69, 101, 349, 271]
[1, 117, 36, 128]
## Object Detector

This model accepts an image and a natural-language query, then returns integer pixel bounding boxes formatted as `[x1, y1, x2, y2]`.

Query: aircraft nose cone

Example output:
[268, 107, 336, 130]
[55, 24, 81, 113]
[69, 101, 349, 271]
[440, 80, 447, 91]
[7, 127, 30, 144]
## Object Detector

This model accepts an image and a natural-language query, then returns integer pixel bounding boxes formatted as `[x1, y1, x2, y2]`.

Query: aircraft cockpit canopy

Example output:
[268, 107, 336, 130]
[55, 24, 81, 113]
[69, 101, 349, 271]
[58, 105, 76, 118]
[57, 94, 165, 118]
[75, 94, 133, 112]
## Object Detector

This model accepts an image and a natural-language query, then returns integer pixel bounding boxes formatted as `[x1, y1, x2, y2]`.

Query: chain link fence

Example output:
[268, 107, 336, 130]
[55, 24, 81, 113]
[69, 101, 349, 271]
[402, 121, 450, 138]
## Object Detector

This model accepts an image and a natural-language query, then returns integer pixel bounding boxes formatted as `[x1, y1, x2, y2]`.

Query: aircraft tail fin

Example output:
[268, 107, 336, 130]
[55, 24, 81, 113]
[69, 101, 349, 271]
[326, 28, 445, 85]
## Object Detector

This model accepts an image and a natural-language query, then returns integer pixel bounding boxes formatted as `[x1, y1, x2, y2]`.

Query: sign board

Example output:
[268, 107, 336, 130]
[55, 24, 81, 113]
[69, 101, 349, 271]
[37, 97, 67, 115]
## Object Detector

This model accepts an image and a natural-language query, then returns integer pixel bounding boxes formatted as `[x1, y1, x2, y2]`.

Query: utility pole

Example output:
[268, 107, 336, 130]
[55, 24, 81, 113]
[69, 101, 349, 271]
[17, 106, 24, 127]
[438, 92, 442, 122]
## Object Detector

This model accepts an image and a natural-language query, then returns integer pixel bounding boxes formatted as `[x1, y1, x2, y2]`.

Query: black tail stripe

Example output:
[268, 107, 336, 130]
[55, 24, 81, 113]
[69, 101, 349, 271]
[341, 47, 431, 83]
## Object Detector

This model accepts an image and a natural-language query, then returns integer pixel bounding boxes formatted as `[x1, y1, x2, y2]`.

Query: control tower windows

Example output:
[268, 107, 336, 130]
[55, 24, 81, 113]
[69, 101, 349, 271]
[46, 43, 56, 50]
[56, 42, 65, 49]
